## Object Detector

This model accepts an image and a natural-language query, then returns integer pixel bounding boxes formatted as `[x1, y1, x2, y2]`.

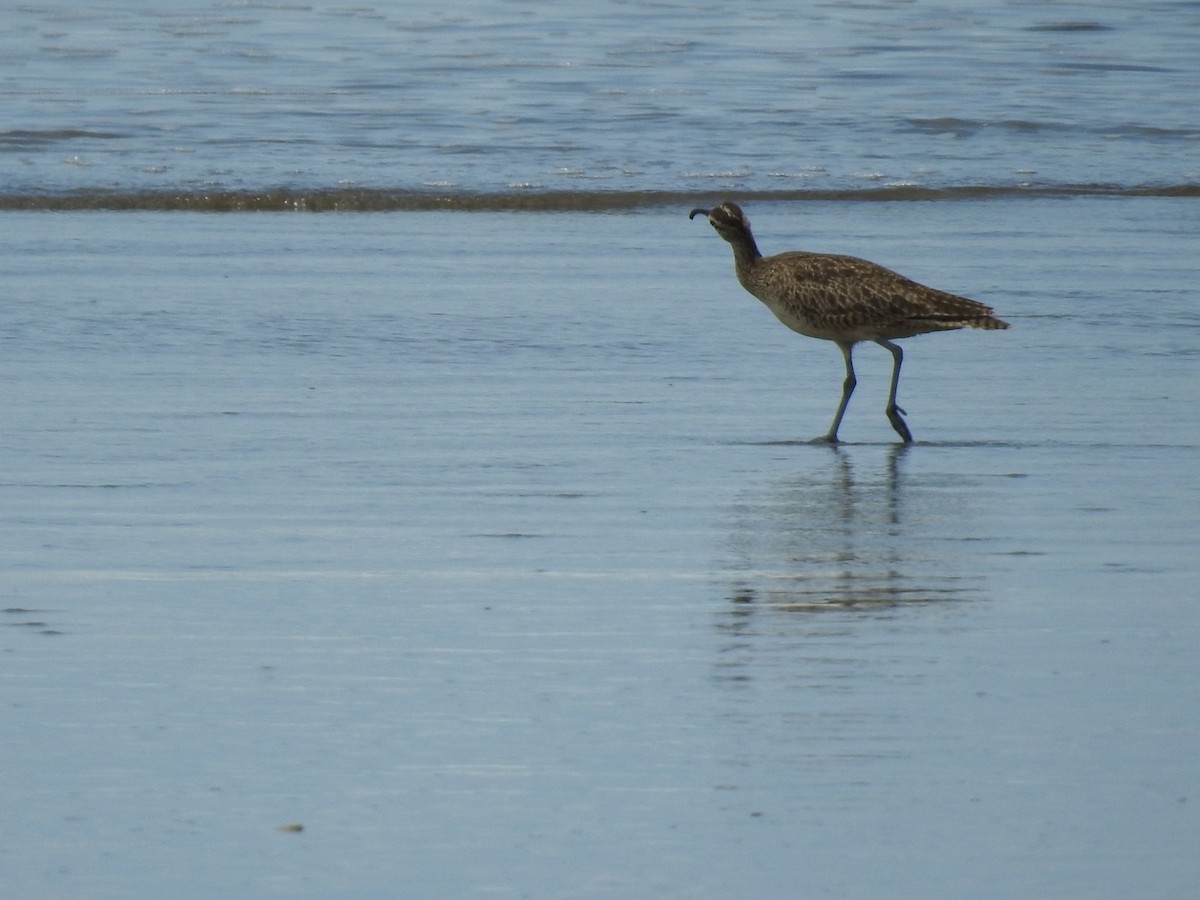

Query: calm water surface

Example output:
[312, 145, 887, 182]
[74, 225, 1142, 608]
[2, 201, 1198, 897]
[2, 1, 1199, 897]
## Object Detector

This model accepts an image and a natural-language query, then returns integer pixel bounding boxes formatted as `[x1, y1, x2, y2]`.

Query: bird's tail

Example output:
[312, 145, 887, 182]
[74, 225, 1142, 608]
[968, 314, 1010, 330]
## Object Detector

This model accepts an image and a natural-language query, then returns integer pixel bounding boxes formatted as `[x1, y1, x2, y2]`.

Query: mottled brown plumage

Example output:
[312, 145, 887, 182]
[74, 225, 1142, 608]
[690, 201, 1008, 443]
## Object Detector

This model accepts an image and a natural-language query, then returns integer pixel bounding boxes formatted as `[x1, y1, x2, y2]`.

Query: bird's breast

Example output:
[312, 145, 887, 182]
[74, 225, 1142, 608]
[741, 280, 855, 342]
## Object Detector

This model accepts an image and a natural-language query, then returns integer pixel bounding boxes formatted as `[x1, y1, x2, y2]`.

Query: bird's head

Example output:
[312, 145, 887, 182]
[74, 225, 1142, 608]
[689, 201, 751, 244]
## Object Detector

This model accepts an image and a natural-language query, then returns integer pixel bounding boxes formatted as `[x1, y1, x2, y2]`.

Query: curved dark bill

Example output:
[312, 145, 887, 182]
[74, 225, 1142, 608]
[688, 207, 710, 220]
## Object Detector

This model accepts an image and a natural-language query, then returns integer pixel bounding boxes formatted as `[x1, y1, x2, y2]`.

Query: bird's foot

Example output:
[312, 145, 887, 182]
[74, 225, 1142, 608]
[808, 433, 843, 445]
[886, 405, 914, 443]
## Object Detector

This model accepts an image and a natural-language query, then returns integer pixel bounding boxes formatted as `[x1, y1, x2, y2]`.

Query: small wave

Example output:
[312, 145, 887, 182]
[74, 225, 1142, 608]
[1025, 21, 1111, 33]
[905, 117, 980, 133]
[1049, 61, 1175, 74]
[905, 118, 1199, 140]
[0, 183, 1197, 213]
[0, 129, 126, 147]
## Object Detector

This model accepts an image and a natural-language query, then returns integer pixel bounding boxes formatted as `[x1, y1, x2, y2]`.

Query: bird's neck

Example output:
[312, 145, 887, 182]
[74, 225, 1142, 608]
[728, 229, 762, 275]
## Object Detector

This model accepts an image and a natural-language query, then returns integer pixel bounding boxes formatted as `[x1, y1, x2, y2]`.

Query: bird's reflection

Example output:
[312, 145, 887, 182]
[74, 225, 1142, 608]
[721, 444, 984, 627]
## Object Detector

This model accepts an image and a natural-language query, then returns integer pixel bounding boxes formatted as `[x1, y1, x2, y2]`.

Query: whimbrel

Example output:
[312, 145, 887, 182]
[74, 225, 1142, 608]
[690, 201, 1008, 443]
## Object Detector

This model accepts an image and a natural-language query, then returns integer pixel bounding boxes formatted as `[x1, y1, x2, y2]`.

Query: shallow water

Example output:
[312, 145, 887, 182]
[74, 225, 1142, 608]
[3, 0, 1199, 894]
[2, 200, 1198, 897]
[3, 0, 1199, 201]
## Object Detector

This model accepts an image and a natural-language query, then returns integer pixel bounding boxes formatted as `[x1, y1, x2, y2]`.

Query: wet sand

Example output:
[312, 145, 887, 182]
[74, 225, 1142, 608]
[3, 200, 1198, 897]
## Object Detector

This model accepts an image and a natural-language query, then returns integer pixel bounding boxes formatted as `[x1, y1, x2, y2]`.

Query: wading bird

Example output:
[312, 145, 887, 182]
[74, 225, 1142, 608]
[690, 202, 1008, 443]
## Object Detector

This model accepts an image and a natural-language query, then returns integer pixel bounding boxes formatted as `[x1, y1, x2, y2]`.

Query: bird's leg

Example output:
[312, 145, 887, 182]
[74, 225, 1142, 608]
[812, 342, 856, 444]
[876, 339, 914, 443]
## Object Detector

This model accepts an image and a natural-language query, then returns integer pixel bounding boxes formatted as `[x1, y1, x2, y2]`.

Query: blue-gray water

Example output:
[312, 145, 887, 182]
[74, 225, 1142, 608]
[2, 0, 1198, 202]
[2, 3, 1199, 899]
